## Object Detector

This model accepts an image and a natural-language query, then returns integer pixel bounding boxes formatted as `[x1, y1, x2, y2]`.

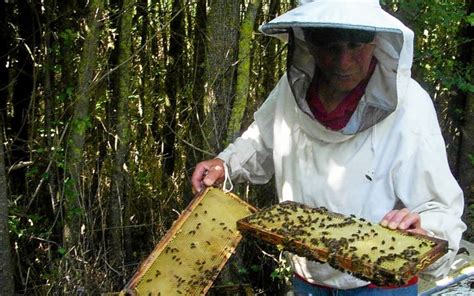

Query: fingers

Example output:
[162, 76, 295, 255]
[380, 208, 427, 235]
[380, 208, 410, 229]
[191, 159, 225, 193]
[398, 213, 421, 230]
[406, 227, 427, 235]
[191, 162, 209, 193]
[203, 163, 224, 187]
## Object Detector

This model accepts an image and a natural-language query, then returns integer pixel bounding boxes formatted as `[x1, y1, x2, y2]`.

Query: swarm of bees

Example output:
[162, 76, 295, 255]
[121, 188, 256, 296]
[237, 201, 448, 286]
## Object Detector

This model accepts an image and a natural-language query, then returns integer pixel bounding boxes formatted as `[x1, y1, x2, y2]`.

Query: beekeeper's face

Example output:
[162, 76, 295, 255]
[304, 28, 376, 94]
[314, 41, 376, 93]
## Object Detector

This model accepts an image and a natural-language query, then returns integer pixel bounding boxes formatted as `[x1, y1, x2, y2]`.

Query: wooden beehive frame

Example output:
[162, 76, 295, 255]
[121, 187, 256, 295]
[237, 201, 448, 286]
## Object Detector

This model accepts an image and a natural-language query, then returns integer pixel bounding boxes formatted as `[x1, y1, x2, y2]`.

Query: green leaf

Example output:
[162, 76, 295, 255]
[270, 270, 280, 281]
[468, 153, 474, 166]
[58, 29, 77, 46]
[459, 81, 474, 93]
[466, 13, 474, 26]
[57, 247, 66, 256]
[250, 264, 261, 272]
[237, 266, 248, 275]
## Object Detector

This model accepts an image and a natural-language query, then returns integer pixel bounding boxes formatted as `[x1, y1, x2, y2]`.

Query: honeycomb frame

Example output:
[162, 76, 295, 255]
[121, 187, 256, 295]
[237, 201, 448, 286]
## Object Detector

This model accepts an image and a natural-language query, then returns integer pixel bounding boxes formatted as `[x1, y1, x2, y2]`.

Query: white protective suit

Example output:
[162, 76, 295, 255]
[217, 0, 466, 289]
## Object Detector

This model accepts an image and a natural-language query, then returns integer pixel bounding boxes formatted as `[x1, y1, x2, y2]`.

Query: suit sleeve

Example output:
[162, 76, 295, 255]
[393, 118, 466, 278]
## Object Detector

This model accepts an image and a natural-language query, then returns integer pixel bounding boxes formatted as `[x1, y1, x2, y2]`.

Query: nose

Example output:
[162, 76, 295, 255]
[334, 46, 354, 71]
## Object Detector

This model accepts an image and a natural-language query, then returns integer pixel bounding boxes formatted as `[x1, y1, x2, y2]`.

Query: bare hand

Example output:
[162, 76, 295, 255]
[191, 158, 225, 193]
[380, 208, 427, 235]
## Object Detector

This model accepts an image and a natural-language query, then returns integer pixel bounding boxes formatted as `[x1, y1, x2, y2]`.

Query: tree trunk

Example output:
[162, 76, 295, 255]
[108, 0, 135, 276]
[0, 121, 14, 296]
[183, 0, 208, 198]
[189, 0, 207, 155]
[226, 0, 261, 145]
[204, 0, 241, 284]
[42, 0, 59, 220]
[262, 0, 281, 96]
[63, 0, 103, 254]
[57, 0, 80, 120]
[136, 0, 150, 140]
[162, 0, 185, 179]
[205, 0, 241, 152]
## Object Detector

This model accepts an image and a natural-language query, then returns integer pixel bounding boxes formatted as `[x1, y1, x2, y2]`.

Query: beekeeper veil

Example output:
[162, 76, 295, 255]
[259, 0, 415, 134]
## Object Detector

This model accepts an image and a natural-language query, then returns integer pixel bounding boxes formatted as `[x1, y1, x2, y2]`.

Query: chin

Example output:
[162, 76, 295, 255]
[331, 82, 359, 93]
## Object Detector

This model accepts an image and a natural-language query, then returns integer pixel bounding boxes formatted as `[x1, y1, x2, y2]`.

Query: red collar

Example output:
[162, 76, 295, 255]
[306, 59, 377, 130]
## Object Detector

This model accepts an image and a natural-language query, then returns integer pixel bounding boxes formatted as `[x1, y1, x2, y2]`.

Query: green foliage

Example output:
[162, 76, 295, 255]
[59, 29, 79, 47]
[72, 115, 92, 135]
[270, 252, 292, 283]
[8, 206, 46, 239]
[8, 214, 25, 238]
[58, 86, 74, 102]
[387, 2, 465, 77]
[409, 1, 467, 90]
[466, 13, 474, 26]
[57, 247, 66, 256]
[468, 153, 474, 166]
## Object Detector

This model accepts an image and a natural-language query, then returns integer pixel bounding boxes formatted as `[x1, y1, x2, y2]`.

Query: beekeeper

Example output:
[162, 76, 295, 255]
[191, 0, 466, 293]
